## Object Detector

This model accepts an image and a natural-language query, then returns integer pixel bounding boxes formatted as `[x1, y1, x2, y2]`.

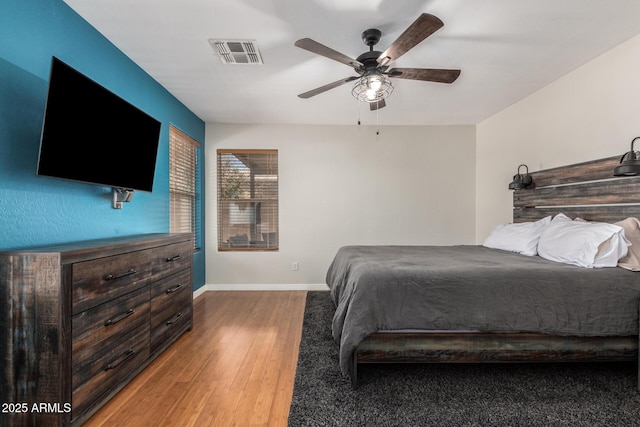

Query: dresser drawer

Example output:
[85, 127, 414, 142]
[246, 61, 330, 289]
[150, 269, 191, 315]
[150, 301, 192, 354]
[72, 323, 150, 419]
[72, 248, 154, 314]
[72, 286, 150, 365]
[148, 241, 192, 277]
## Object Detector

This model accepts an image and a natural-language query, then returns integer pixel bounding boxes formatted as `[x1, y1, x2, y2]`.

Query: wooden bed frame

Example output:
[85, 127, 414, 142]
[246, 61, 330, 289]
[350, 155, 640, 388]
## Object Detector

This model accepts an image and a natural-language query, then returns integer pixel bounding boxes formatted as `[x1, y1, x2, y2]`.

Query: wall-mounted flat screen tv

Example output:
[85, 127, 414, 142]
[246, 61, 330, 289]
[37, 57, 162, 192]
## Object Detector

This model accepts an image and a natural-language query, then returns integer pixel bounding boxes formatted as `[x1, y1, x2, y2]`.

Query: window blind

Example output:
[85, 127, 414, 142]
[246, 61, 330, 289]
[217, 149, 278, 251]
[169, 125, 200, 250]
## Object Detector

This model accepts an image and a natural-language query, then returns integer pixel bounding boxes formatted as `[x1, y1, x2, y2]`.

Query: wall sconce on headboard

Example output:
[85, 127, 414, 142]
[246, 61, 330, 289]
[508, 164, 533, 190]
[613, 136, 640, 176]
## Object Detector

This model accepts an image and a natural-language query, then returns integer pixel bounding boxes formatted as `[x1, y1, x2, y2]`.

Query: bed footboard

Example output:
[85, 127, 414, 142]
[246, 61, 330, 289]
[350, 333, 638, 388]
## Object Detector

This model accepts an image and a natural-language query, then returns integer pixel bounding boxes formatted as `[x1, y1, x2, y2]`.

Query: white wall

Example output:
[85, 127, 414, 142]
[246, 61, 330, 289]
[476, 33, 640, 242]
[205, 123, 476, 286]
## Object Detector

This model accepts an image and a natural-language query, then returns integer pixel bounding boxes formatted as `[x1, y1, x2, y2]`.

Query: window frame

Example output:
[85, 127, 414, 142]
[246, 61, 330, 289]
[217, 149, 279, 251]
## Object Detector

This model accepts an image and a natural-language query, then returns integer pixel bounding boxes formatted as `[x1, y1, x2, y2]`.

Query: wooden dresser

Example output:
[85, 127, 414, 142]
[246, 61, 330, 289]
[0, 233, 193, 426]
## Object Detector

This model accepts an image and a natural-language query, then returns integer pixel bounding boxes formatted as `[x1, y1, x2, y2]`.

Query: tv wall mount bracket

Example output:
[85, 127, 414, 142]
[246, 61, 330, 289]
[112, 188, 134, 209]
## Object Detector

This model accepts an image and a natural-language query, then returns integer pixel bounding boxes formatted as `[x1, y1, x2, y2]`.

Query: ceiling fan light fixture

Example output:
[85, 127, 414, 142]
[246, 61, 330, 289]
[369, 76, 382, 91]
[351, 72, 394, 103]
[295, 13, 458, 109]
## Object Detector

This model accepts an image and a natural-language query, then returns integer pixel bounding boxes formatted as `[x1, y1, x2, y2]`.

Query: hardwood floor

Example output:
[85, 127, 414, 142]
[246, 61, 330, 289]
[84, 291, 307, 427]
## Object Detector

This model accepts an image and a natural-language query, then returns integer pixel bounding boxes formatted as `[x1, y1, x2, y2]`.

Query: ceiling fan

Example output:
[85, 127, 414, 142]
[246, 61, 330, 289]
[295, 13, 460, 111]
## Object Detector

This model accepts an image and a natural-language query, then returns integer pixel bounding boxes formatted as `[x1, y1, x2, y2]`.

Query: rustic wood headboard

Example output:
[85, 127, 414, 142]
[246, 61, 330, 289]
[513, 155, 640, 223]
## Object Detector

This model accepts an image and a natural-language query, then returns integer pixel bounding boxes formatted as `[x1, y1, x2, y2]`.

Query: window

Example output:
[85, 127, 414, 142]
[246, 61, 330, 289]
[169, 125, 200, 250]
[217, 149, 278, 251]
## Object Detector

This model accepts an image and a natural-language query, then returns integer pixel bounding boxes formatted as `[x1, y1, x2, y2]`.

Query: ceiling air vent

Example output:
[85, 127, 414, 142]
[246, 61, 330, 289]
[209, 39, 264, 65]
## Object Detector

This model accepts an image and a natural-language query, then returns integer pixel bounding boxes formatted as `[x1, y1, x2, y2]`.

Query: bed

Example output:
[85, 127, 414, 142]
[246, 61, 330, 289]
[326, 155, 640, 388]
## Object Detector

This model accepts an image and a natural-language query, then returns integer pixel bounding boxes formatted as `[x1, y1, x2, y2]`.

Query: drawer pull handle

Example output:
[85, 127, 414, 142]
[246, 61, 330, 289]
[104, 268, 137, 281]
[104, 309, 134, 326]
[104, 349, 135, 371]
[166, 284, 183, 294]
[166, 312, 183, 326]
[166, 255, 182, 262]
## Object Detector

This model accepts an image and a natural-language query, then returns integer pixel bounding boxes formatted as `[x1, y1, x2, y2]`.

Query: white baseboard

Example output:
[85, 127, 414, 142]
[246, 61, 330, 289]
[193, 286, 209, 299]
[193, 283, 329, 299]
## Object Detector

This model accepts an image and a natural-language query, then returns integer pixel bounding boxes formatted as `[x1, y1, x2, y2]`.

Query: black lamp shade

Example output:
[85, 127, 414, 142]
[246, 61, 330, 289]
[613, 151, 640, 176]
[508, 164, 533, 190]
[614, 137, 640, 176]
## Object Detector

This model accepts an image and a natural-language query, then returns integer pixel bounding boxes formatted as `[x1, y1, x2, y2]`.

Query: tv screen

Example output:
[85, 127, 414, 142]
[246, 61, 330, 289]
[37, 57, 161, 192]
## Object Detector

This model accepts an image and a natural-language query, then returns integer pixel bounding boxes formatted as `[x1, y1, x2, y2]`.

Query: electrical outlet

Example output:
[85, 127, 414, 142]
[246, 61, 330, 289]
[292, 261, 299, 271]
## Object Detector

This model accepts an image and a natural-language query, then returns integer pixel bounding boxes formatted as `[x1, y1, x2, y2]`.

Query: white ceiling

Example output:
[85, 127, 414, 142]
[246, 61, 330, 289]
[64, 0, 640, 126]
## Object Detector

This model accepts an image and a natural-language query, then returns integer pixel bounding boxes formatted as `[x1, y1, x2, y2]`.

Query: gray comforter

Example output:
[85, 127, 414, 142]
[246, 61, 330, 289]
[326, 245, 640, 375]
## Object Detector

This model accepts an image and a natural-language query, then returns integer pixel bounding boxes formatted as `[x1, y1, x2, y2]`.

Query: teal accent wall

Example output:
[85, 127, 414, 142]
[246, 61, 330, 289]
[0, 0, 206, 290]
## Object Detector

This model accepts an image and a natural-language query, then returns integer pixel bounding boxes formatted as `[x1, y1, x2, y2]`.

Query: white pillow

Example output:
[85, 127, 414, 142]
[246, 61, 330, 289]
[483, 216, 552, 256]
[615, 217, 640, 271]
[537, 213, 630, 268]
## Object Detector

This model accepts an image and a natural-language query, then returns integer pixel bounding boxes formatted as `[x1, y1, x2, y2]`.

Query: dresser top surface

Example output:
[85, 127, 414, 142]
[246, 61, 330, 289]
[0, 233, 193, 264]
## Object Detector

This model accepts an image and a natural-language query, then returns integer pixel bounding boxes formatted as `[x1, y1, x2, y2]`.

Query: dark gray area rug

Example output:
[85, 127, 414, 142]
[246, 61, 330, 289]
[288, 291, 640, 426]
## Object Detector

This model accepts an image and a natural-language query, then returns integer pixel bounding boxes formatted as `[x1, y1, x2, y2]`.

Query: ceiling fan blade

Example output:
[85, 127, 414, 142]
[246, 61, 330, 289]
[377, 13, 444, 66]
[298, 76, 359, 99]
[388, 68, 460, 83]
[295, 38, 363, 68]
[369, 99, 386, 111]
